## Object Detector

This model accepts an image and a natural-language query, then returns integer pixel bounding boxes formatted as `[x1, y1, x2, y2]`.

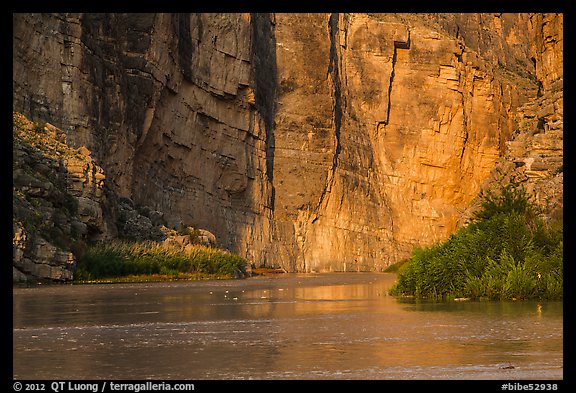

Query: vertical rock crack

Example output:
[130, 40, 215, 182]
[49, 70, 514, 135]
[383, 29, 411, 127]
[250, 13, 278, 210]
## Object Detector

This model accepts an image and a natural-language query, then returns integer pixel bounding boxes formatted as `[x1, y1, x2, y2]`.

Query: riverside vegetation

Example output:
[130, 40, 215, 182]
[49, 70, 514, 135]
[75, 239, 247, 283]
[13, 111, 247, 284]
[389, 184, 563, 300]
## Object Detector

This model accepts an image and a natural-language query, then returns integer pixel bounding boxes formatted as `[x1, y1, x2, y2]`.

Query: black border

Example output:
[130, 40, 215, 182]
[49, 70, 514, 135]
[9, 1, 575, 390]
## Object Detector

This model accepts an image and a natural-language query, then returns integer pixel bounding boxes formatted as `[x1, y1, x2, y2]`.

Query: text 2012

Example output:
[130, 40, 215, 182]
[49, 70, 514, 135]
[13, 383, 45, 391]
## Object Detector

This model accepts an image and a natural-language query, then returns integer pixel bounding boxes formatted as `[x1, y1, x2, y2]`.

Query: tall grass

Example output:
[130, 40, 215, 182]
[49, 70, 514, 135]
[390, 184, 563, 300]
[75, 240, 247, 282]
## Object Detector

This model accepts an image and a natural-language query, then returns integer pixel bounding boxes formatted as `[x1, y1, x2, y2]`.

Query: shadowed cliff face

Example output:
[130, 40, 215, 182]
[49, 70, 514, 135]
[250, 13, 278, 208]
[12, 13, 563, 273]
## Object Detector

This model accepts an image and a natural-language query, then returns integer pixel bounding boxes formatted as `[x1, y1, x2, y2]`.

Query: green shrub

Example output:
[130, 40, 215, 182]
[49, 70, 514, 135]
[472, 183, 539, 223]
[390, 184, 562, 300]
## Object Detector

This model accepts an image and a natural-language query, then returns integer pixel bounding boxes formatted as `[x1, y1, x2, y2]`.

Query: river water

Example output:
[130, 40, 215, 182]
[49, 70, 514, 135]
[13, 273, 563, 380]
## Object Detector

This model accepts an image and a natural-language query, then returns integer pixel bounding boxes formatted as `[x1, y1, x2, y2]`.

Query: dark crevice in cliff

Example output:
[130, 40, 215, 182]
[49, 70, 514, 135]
[328, 13, 343, 171]
[459, 85, 469, 163]
[174, 13, 194, 82]
[313, 12, 344, 213]
[384, 30, 411, 127]
[250, 13, 278, 210]
[309, 13, 344, 217]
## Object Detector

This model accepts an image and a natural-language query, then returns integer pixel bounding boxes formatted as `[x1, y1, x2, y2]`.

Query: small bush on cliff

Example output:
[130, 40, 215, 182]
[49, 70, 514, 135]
[389, 184, 562, 301]
[75, 240, 247, 282]
[471, 183, 539, 224]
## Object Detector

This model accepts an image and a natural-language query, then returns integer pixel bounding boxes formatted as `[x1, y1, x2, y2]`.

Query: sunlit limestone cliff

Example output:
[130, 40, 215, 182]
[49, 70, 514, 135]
[13, 13, 562, 282]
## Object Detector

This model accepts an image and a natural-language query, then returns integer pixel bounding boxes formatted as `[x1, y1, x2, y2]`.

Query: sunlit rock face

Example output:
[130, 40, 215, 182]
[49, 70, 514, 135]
[13, 13, 562, 273]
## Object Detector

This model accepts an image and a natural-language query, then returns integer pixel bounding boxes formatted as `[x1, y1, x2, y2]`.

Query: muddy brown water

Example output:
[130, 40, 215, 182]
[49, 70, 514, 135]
[13, 273, 563, 380]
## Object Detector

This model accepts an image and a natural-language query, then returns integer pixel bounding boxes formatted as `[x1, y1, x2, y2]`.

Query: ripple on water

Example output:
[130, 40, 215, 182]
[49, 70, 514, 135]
[13, 274, 563, 380]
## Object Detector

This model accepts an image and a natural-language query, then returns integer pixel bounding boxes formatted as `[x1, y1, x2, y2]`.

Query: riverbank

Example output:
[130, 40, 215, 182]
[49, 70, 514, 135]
[72, 268, 288, 285]
[73, 272, 240, 284]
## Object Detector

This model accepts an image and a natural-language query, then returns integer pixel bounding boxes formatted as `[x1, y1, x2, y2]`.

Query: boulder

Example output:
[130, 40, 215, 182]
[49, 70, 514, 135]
[198, 229, 217, 247]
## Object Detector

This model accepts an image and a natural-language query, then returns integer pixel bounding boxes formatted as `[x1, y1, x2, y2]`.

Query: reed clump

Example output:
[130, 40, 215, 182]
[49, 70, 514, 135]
[75, 240, 247, 282]
[389, 184, 562, 301]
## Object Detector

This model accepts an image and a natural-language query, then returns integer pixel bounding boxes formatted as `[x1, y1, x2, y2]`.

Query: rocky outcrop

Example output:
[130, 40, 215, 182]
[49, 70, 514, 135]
[461, 13, 563, 224]
[12, 112, 221, 283]
[162, 227, 218, 250]
[13, 13, 563, 275]
[13, 113, 108, 283]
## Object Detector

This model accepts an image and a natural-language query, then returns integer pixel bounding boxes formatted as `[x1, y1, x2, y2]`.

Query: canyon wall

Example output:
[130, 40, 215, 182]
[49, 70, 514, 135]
[13, 13, 563, 277]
